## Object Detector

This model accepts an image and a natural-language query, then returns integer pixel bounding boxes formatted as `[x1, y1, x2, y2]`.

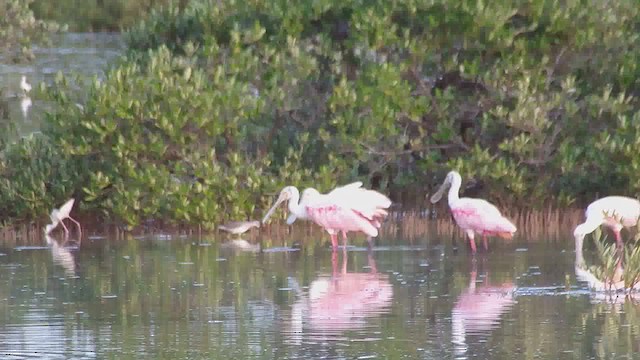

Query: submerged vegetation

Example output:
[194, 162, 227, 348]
[2, 0, 640, 229]
[580, 223, 640, 292]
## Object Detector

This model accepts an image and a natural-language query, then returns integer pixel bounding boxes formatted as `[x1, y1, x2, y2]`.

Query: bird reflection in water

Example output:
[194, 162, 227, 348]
[288, 248, 393, 342]
[452, 259, 515, 358]
[45, 234, 80, 278]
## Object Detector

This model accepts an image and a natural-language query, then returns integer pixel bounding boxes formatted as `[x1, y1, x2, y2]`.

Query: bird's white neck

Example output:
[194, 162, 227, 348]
[287, 188, 307, 219]
[447, 171, 463, 205]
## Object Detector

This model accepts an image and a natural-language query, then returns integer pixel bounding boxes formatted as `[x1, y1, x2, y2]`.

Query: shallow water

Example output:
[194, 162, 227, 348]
[0, 32, 124, 137]
[0, 230, 637, 359]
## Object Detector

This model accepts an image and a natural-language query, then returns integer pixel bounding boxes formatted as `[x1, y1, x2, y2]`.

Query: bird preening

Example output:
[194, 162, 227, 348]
[45, 198, 82, 240]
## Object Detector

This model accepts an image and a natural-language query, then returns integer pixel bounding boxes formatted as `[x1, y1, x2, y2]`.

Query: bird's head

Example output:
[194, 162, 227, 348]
[262, 186, 300, 224]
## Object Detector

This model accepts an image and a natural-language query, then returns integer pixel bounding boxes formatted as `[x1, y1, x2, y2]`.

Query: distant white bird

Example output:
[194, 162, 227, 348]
[20, 75, 31, 94]
[45, 198, 82, 238]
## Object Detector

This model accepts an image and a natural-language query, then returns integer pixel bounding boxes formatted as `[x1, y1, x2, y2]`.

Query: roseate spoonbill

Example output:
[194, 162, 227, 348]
[218, 220, 260, 237]
[20, 75, 31, 94]
[430, 171, 516, 253]
[573, 196, 640, 255]
[45, 198, 82, 238]
[262, 182, 391, 249]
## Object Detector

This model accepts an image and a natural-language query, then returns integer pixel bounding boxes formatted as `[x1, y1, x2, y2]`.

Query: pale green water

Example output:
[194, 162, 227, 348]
[0, 231, 637, 359]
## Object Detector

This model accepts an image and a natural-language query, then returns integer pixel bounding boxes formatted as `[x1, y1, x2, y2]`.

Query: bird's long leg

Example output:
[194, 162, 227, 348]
[341, 246, 348, 274]
[68, 216, 82, 240]
[341, 230, 348, 248]
[367, 246, 378, 274]
[331, 250, 339, 277]
[60, 220, 70, 237]
[330, 233, 339, 251]
[483, 234, 489, 251]
[467, 231, 477, 254]
[366, 236, 374, 250]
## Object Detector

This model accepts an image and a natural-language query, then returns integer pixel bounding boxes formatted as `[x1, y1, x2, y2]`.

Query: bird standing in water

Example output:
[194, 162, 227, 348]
[430, 171, 516, 253]
[262, 182, 391, 250]
[20, 75, 32, 94]
[45, 198, 82, 238]
[573, 196, 640, 255]
[218, 220, 260, 238]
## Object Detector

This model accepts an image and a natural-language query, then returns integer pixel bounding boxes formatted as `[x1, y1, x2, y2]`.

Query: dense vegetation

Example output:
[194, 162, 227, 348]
[2, 0, 640, 229]
[30, 0, 172, 32]
[0, 0, 64, 62]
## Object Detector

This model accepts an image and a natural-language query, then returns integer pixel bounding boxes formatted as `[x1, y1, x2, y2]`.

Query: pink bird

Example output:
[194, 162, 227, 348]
[430, 171, 516, 253]
[573, 196, 640, 256]
[262, 182, 392, 249]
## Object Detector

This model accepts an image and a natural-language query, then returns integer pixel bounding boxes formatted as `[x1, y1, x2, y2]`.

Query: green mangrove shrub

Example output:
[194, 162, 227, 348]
[41, 44, 340, 228]
[0, 0, 64, 62]
[30, 0, 172, 32]
[4, 0, 640, 227]
[0, 133, 81, 224]
[124, 0, 640, 206]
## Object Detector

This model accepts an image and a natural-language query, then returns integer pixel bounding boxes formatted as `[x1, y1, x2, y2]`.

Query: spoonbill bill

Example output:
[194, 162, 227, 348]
[20, 75, 31, 94]
[218, 220, 260, 237]
[430, 171, 516, 253]
[262, 182, 392, 249]
[45, 198, 82, 238]
[573, 196, 640, 255]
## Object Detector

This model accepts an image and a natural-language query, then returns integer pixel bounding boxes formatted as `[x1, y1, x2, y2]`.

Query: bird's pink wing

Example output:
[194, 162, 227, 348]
[304, 187, 391, 236]
[453, 198, 516, 234]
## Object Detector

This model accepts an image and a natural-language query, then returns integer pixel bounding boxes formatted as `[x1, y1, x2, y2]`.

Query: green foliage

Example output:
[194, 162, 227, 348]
[0, 0, 65, 62]
[29, 0, 171, 32]
[39, 45, 334, 228]
[4, 0, 640, 227]
[624, 244, 640, 290]
[590, 236, 620, 291]
[123, 0, 640, 207]
[0, 134, 81, 224]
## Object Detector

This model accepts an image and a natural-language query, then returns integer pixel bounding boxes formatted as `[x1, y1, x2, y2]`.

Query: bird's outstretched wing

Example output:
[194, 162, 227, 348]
[58, 198, 76, 218]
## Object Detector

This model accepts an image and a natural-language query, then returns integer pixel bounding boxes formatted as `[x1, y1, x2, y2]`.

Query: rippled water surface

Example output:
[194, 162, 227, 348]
[0, 230, 637, 359]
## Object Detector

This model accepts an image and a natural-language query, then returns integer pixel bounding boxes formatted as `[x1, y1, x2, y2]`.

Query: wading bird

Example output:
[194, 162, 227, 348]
[430, 171, 516, 253]
[573, 196, 640, 254]
[45, 198, 82, 238]
[20, 75, 31, 94]
[262, 182, 391, 249]
[218, 220, 260, 238]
